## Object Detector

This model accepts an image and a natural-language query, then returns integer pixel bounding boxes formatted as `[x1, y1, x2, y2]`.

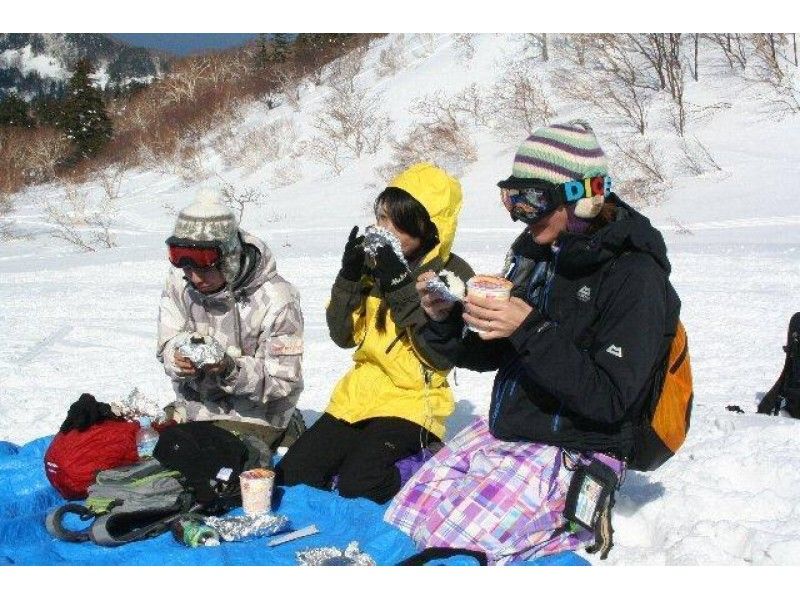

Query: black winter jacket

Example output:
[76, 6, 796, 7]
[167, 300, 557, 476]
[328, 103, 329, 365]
[420, 196, 681, 459]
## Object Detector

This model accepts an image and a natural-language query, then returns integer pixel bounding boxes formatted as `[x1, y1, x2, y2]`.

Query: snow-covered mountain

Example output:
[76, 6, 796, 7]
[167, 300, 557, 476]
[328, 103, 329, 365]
[0, 33, 164, 98]
[2, 33, 800, 565]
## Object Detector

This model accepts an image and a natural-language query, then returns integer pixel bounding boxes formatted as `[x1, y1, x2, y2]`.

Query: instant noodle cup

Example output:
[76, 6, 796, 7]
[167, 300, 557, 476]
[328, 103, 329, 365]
[466, 275, 513, 333]
[239, 468, 275, 515]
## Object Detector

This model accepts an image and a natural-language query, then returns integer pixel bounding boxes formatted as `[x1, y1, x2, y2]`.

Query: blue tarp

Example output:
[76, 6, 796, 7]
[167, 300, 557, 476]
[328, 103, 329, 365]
[0, 436, 589, 566]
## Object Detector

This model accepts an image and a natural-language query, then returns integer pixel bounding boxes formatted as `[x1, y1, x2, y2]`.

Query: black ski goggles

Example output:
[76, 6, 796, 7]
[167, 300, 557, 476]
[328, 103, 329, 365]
[500, 186, 562, 224]
[497, 175, 612, 224]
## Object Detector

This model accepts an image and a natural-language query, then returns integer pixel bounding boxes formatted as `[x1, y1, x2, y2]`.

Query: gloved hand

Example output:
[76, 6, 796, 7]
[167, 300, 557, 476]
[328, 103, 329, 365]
[340, 225, 365, 282]
[59, 393, 116, 433]
[202, 353, 236, 378]
[373, 244, 411, 292]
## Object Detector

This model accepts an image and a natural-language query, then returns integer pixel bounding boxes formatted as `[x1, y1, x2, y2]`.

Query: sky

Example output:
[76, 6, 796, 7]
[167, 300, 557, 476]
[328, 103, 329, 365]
[109, 33, 259, 56]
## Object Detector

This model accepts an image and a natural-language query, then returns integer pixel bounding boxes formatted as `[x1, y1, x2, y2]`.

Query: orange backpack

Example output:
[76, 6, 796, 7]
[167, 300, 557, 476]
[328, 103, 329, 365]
[630, 320, 694, 471]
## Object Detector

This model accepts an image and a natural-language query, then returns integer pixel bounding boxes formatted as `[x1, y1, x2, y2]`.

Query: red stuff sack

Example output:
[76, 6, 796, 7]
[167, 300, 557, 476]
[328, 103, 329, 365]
[44, 419, 140, 500]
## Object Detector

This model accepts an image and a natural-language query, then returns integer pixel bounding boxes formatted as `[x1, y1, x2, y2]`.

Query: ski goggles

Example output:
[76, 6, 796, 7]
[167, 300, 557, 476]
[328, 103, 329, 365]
[498, 175, 612, 224]
[500, 186, 562, 224]
[166, 238, 222, 269]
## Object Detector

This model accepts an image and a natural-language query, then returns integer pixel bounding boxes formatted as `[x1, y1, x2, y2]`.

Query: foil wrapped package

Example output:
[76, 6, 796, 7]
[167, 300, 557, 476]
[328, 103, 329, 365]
[176, 333, 226, 367]
[296, 541, 376, 566]
[425, 269, 466, 303]
[363, 225, 409, 271]
[111, 387, 161, 420]
[204, 512, 290, 542]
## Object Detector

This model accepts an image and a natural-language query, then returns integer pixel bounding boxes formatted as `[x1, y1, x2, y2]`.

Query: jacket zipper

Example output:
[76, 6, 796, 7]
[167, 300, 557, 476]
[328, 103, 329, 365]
[490, 359, 522, 430]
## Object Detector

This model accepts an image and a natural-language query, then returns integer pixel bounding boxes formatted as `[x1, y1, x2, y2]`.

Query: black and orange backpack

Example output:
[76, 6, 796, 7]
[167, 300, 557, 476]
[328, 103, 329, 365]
[630, 320, 694, 471]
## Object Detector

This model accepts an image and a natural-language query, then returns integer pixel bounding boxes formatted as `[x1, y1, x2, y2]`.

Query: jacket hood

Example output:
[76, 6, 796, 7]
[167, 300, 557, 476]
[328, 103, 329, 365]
[557, 195, 671, 275]
[389, 162, 463, 265]
[186, 230, 276, 305]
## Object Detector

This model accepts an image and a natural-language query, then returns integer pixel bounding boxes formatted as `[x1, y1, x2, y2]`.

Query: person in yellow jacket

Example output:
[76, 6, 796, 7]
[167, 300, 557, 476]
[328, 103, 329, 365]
[276, 163, 474, 504]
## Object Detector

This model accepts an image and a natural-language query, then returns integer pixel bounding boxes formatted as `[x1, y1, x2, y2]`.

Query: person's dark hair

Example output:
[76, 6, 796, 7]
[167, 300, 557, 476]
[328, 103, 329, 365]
[374, 187, 439, 259]
[373, 186, 439, 333]
[586, 201, 618, 235]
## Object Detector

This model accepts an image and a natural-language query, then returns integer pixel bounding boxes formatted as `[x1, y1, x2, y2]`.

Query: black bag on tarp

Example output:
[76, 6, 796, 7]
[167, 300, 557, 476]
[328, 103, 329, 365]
[758, 312, 800, 419]
[153, 421, 250, 509]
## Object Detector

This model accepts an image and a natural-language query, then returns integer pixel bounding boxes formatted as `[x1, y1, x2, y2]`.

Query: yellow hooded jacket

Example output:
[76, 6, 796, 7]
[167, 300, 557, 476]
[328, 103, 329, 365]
[324, 163, 473, 440]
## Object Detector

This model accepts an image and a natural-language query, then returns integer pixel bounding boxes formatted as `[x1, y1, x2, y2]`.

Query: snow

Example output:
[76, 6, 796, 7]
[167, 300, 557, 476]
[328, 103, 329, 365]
[2, 33, 800, 565]
[0, 44, 67, 81]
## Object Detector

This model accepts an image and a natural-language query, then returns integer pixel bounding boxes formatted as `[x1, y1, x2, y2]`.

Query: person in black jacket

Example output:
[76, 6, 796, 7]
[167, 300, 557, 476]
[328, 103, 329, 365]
[384, 121, 681, 562]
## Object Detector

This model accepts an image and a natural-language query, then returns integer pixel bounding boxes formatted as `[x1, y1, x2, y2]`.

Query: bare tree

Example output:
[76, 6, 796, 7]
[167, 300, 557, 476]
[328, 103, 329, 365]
[43, 183, 118, 252]
[23, 128, 70, 184]
[378, 120, 478, 183]
[490, 59, 556, 137]
[666, 216, 694, 235]
[664, 34, 687, 135]
[268, 162, 303, 189]
[392, 88, 482, 175]
[98, 159, 129, 203]
[679, 136, 722, 176]
[627, 34, 669, 90]
[611, 34, 686, 134]
[608, 136, 668, 207]
[272, 62, 304, 109]
[214, 118, 299, 173]
[411, 34, 439, 59]
[525, 34, 549, 61]
[707, 34, 748, 71]
[162, 60, 212, 105]
[692, 33, 700, 81]
[217, 176, 267, 222]
[564, 34, 594, 66]
[326, 46, 367, 93]
[610, 136, 666, 184]
[314, 136, 346, 175]
[747, 33, 800, 116]
[0, 192, 14, 240]
[312, 86, 390, 173]
[377, 36, 407, 77]
[553, 35, 655, 135]
[450, 83, 491, 127]
[452, 33, 476, 62]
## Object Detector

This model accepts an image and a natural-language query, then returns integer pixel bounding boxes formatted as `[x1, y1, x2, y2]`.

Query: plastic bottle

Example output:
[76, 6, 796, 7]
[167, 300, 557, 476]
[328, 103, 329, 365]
[136, 417, 159, 458]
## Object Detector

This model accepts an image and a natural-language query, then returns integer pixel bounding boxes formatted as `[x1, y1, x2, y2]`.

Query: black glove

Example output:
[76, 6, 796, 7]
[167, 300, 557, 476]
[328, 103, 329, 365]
[340, 225, 366, 282]
[59, 393, 116, 433]
[373, 244, 411, 292]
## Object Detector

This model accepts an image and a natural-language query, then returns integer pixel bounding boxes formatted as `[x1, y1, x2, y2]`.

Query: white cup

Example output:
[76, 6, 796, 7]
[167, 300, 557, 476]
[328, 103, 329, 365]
[465, 275, 513, 333]
[239, 468, 275, 516]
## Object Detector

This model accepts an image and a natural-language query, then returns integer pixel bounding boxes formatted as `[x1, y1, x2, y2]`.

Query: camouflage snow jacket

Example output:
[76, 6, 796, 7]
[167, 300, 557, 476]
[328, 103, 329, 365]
[157, 231, 304, 430]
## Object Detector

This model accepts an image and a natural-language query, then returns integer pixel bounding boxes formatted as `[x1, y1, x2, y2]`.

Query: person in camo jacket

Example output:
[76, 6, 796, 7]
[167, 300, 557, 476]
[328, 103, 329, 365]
[157, 189, 306, 460]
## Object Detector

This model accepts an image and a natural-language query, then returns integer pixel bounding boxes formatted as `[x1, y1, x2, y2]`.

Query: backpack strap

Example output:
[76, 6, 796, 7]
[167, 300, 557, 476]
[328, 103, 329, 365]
[397, 546, 488, 566]
[45, 503, 95, 543]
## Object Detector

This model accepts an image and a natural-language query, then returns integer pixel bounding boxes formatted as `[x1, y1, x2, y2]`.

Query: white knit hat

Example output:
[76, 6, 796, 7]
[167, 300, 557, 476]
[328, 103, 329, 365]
[168, 189, 242, 283]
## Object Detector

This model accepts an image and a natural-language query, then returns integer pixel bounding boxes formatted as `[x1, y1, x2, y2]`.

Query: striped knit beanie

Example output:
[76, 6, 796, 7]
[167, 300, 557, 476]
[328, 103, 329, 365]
[501, 120, 609, 221]
[170, 189, 242, 284]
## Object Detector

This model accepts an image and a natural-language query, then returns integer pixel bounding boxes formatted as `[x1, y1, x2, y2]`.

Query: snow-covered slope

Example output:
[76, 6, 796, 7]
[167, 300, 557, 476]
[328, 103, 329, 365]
[2, 33, 800, 565]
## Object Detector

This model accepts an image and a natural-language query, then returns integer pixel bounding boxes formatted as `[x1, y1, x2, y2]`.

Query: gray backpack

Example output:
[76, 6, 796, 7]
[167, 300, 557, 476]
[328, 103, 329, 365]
[46, 459, 196, 547]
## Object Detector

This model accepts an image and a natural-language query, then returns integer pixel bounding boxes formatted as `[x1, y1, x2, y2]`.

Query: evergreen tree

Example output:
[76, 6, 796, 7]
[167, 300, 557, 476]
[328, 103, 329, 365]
[272, 33, 293, 63]
[0, 92, 33, 127]
[255, 33, 271, 69]
[33, 95, 63, 127]
[60, 58, 112, 160]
